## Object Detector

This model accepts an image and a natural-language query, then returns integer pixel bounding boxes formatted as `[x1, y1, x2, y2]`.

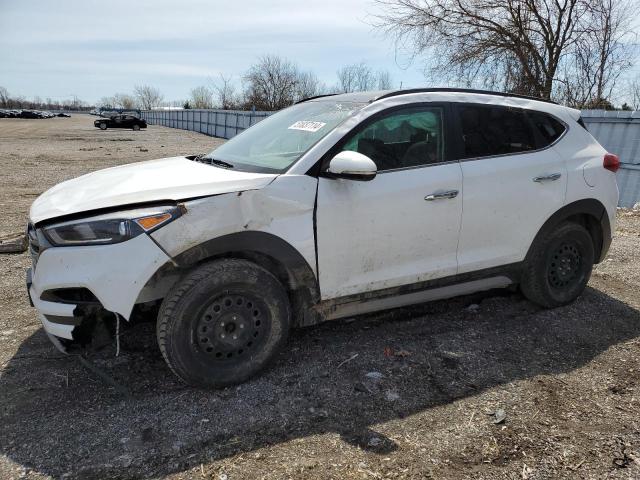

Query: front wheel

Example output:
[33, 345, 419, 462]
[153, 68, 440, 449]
[521, 222, 594, 308]
[132, 124, 140, 131]
[99, 123, 107, 130]
[157, 259, 291, 388]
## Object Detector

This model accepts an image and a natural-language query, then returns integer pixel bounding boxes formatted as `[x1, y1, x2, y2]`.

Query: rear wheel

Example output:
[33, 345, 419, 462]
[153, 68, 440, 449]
[99, 123, 107, 130]
[132, 124, 140, 131]
[521, 222, 594, 308]
[157, 259, 291, 388]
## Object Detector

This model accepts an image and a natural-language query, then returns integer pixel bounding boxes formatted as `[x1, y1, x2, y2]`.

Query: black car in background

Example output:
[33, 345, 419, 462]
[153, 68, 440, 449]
[94, 114, 147, 131]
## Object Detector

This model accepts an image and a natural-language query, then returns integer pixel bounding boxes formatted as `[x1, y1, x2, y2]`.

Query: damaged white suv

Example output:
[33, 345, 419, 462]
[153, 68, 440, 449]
[27, 89, 619, 388]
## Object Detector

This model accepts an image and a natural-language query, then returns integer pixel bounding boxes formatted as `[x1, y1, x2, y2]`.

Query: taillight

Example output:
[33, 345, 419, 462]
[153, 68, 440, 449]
[603, 153, 620, 173]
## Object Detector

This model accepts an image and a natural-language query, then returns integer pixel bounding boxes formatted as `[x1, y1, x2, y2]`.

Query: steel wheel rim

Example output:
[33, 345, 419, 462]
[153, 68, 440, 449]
[548, 241, 582, 289]
[195, 292, 270, 362]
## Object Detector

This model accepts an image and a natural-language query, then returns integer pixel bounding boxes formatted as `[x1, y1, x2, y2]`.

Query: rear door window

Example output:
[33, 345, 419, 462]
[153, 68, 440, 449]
[528, 111, 566, 147]
[457, 105, 535, 159]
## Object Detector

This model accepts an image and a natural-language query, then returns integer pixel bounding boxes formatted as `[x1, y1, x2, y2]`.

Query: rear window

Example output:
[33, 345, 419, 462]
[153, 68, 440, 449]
[528, 111, 566, 147]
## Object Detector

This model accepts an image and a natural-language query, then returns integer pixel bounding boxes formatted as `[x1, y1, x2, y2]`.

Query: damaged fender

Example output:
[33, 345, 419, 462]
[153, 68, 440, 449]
[150, 175, 321, 322]
[151, 175, 318, 272]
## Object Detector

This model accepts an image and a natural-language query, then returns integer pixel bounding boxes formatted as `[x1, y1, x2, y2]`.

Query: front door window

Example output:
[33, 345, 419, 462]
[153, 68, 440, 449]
[342, 107, 445, 171]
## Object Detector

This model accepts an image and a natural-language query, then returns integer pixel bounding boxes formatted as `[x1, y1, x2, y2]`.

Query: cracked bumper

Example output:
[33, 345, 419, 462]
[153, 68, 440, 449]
[28, 234, 170, 342]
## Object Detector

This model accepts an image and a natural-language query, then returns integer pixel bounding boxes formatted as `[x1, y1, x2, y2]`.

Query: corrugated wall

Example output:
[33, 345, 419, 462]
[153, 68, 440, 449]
[141, 109, 271, 139]
[141, 108, 640, 208]
[582, 111, 640, 208]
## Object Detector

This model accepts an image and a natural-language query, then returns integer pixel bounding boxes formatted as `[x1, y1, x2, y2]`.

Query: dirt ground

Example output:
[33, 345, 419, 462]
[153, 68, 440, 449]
[0, 115, 221, 239]
[1, 115, 640, 480]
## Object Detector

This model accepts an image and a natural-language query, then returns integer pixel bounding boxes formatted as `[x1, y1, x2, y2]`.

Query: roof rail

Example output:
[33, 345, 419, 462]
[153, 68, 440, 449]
[374, 88, 558, 105]
[295, 93, 338, 104]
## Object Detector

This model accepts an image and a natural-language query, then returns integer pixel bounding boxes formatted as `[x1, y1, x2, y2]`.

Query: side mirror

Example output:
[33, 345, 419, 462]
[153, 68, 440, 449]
[326, 151, 377, 181]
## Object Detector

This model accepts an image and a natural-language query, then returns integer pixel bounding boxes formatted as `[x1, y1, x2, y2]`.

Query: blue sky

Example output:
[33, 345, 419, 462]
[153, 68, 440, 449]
[0, 0, 426, 104]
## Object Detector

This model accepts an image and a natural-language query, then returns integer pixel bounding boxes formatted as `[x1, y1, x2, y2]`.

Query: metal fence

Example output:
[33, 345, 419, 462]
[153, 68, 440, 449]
[582, 111, 640, 208]
[141, 109, 271, 139]
[141, 108, 640, 208]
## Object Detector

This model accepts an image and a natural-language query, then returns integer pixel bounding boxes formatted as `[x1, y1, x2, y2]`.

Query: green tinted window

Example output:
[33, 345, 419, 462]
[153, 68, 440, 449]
[343, 108, 444, 171]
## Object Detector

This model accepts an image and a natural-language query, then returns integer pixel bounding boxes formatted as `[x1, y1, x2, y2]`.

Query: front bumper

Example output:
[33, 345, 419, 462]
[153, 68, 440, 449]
[28, 233, 170, 343]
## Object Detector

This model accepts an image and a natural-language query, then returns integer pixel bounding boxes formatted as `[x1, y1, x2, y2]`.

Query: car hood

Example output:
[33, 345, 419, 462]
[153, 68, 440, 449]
[30, 156, 278, 224]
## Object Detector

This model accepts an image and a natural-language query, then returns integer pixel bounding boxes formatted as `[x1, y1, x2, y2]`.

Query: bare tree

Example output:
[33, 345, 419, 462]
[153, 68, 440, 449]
[0, 88, 93, 110]
[374, 0, 602, 98]
[243, 55, 301, 110]
[0, 86, 9, 107]
[377, 70, 393, 90]
[336, 65, 356, 93]
[13, 96, 26, 108]
[628, 75, 640, 110]
[295, 71, 325, 100]
[134, 84, 164, 110]
[336, 63, 393, 92]
[562, 0, 636, 107]
[99, 96, 116, 109]
[113, 93, 137, 109]
[337, 63, 376, 93]
[190, 85, 214, 109]
[211, 74, 239, 110]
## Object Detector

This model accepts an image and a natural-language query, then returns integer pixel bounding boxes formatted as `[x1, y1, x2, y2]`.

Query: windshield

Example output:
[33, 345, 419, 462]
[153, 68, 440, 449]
[202, 100, 365, 173]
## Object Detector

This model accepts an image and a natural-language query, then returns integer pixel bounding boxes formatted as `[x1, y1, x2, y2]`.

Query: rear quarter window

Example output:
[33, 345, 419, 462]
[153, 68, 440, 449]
[527, 111, 567, 147]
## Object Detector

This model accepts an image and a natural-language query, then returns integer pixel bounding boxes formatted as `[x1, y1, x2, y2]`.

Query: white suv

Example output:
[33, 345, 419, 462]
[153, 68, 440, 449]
[27, 89, 619, 387]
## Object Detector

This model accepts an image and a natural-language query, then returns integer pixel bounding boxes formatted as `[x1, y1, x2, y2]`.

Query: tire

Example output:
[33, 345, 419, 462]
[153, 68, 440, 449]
[157, 259, 291, 388]
[99, 123, 107, 130]
[521, 222, 594, 308]
[132, 124, 140, 131]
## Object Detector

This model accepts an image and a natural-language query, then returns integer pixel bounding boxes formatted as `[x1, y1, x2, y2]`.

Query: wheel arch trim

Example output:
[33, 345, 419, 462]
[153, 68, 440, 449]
[527, 199, 611, 264]
[171, 231, 320, 318]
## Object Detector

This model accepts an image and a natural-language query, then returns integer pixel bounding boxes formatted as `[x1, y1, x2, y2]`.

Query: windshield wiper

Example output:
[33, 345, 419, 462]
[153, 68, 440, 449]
[196, 155, 235, 169]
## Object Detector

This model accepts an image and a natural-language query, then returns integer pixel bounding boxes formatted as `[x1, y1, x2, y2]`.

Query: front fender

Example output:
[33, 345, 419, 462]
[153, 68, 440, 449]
[149, 175, 320, 311]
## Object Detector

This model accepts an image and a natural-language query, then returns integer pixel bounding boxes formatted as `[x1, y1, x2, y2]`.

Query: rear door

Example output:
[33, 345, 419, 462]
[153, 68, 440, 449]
[454, 104, 567, 273]
[315, 104, 463, 299]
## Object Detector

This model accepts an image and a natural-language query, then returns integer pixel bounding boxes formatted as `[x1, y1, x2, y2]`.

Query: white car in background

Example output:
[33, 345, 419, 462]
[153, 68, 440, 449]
[26, 88, 619, 388]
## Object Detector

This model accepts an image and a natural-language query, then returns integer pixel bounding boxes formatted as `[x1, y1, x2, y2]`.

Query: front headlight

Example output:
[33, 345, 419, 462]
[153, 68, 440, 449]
[43, 205, 182, 246]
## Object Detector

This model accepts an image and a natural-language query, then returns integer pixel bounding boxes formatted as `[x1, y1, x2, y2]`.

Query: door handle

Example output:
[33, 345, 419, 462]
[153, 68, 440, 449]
[533, 173, 562, 183]
[424, 190, 459, 201]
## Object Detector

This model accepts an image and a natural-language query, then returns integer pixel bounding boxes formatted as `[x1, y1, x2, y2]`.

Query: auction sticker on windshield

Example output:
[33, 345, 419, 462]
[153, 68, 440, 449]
[288, 121, 326, 132]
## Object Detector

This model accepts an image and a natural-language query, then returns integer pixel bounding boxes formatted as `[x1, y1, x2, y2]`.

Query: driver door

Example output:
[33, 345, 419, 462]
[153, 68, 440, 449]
[315, 105, 463, 300]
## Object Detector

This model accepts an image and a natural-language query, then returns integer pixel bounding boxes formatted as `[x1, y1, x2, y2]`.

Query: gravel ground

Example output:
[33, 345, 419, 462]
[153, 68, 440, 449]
[1, 116, 640, 480]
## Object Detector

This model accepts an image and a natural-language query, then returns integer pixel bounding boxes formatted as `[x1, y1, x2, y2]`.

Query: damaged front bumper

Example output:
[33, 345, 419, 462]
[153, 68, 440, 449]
[27, 233, 171, 351]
